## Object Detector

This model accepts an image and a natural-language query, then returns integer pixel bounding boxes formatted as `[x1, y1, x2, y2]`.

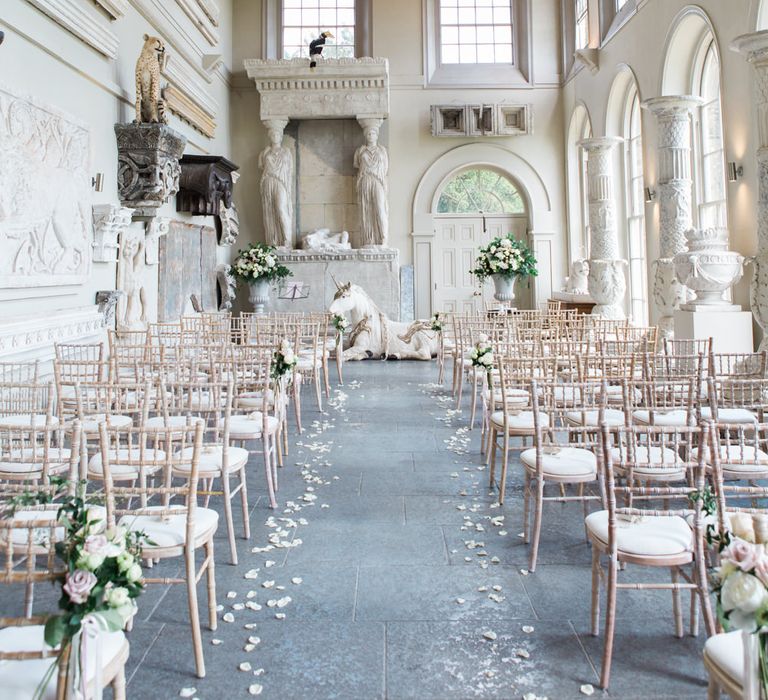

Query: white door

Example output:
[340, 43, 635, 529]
[432, 214, 528, 314]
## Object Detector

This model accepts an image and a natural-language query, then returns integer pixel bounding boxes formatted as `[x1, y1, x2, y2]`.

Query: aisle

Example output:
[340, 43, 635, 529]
[6, 362, 709, 698]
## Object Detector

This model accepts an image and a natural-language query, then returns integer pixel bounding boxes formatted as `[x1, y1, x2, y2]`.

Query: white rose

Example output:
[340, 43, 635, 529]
[478, 334, 489, 344]
[721, 571, 768, 620]
[501, 238, 512, 247]
[108, 587, 131, 609]
[283, 350, 295, 365]
[126, 563, 143, 583]
[266, 255, 276, 267]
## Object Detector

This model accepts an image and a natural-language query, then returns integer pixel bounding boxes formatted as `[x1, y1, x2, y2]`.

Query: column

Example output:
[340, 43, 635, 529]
[579, 136, 627, 319]
[641, 96, 703, 338]
[733, 31, 768, 350]
[259, 118, 293, 249]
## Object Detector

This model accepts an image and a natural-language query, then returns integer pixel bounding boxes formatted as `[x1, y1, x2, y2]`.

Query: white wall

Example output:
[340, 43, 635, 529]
[0, 0, 235, 326]
[560, 0, 763, 331]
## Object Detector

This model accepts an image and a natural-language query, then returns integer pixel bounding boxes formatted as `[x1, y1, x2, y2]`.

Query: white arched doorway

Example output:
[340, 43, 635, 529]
[412, 144, 554, 317]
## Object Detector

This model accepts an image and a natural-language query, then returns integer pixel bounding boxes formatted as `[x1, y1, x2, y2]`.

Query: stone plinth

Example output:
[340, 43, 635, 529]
[269, 248, 400, 319]
[674, 309, 754, 353]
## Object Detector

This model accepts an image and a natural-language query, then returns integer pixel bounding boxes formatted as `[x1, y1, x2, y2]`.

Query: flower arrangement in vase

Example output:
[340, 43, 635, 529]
[232, 243, 292, 313]
[471, 235, 537, 306]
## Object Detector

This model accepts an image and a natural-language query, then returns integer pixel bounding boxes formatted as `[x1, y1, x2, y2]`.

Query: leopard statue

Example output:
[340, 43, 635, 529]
[134, 34, 168, 124]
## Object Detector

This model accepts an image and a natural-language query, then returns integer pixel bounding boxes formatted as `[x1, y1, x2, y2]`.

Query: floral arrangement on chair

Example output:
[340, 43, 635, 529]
[332, 314, 349, 335]
[430, 313, 443, 333]
[39, 486, 147, 697]
[469, 334, 494, 370]
[472, 235, 537, 282]
[232, 243, 292, 284]
[271, 339, 298, 382]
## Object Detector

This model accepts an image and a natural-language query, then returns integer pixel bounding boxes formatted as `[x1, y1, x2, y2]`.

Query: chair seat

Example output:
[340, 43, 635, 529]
[88, 448, 166, 478]
[296, 357, 320, 371]
[483, 388, 530, 406]
[229, 413, 280, 438]
[80, 414, 133, 433]
[566, 409, 624, 427]
[173, 445, 249, 474]
[0, 415, 58, 429]
[119, 505, 218, 549]
[0, 448, 72, 475]
[609, 445, 686, 478]
[553, 386, 582, 403]
[704, 630, 744, 688]
[704, 444, 768, 474]
[520, 446, 597, 478]
[632, 409, 691, 427]
[700, 407, 758, 425]
[0, 509, 64, 547]
[0, 624, 127, 700]
[490, 411, 545, 431]
[144, 415, 205, 430]
[586, 510, 693, 557]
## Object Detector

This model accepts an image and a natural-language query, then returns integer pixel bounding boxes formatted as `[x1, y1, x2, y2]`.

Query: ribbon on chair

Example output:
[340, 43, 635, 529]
[67, 614, 107, 700]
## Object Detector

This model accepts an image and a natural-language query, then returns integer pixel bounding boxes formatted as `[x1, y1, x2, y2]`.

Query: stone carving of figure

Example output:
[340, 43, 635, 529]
[259, 125, 293, 248]
[117, 230, 148, 331]
[354, 124, 389, 247]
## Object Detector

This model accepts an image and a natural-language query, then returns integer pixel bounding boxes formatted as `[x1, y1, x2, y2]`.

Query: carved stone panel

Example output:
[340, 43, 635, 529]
[158, 221, 217, 321]
[114, 122, 187, 217]
[0, 84, 93, 288]
[92, 204, 133, 263]
[176, 155, 239, 218]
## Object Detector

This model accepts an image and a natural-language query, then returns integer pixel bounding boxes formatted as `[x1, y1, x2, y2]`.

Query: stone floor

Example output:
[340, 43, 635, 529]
[3, 361, 710, 699]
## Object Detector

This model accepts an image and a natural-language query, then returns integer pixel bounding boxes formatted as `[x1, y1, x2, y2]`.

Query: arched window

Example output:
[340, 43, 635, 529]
[692, 39, 727, 228]
[436, 168, 525, 214]
[623, 84, 649, 325]
[566, 105, 592, 262]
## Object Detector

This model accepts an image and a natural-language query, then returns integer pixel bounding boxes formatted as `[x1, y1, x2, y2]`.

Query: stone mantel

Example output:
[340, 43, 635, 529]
[276, 247, 398, 264]
[243, 57, 390, 121]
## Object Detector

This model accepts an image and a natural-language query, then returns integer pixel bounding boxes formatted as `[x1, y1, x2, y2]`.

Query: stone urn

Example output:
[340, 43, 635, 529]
[248, 278, 271, 313]
[673, 228, 745, 311]
[588, 259, 627, 319]
[491, 274, 516, 307]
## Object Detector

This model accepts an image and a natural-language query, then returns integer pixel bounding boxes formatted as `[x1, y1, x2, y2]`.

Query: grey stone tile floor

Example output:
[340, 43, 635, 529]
[1, 361, 710, 699]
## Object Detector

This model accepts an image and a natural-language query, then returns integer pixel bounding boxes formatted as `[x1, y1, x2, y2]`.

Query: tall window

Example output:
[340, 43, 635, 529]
[575, 0, 589, 49]
[567, 106, 592, 262]
[693, 40, 727, 228]
[282, 0, 355, 59]
[624, 86, 649, 325]
[439, 0, 514, 65]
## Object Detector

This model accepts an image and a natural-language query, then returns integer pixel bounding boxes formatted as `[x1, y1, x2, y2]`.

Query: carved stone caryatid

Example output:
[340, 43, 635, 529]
[355, 117, 389, 248]
[144, 216, 169, 265]
[116, 227, 148, 331]
[578, 137, 627, 319]
[95, 290, 124, 329]
[642, 96, 704, 337]
[733, 31, 768, 349]
[216, 263, 236, 311]
[259, 118, 293, 248]
[92, 204, 134, 263]
[114, 122, 187, 218]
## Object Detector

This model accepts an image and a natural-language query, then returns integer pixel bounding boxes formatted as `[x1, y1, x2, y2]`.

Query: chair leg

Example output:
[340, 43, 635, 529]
[707, 677, 721, 700]
[599, 553, 619, 689]
[239, 467, 250, 540]
[323, 359, 331, 397]
[221, 473, 238, 566]
[689, 586, 699, 637]
[24, 581, 34, 618]
[206, 539, 217, 631]
[469, 373, 478, 429]
[275, 429, 284, 468]
[498, 432, 510, 505]
[522, 471, 532, 544]
[488, 428, 497, 480]
[671, 567, 683, 638]
[111, 667, 126, 700]
[591, 545, 601, 636]
[314, 372, 323, 411]
[185, 547, 206, 678]
[293, 382, 303, 433]
[263, 435, 278, 509]
[528, 476, 544, 573]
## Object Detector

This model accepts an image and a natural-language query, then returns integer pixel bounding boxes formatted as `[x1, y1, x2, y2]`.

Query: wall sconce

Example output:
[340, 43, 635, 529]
[92, 173, 104, 192]
[644, 187, 656, 203]
[728, 162, 744, 182]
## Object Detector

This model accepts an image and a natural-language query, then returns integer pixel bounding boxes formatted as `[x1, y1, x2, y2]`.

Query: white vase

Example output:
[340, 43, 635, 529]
[248, 278, 271, 313]
[491, 274, 516, 307]
[673, 228, 745, 311]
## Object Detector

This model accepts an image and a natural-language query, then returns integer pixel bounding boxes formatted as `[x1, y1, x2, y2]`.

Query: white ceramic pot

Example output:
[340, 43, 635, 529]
[673, 228, 745, 310]
[491, 274, 516, 306]
[248, 278, 271, 313]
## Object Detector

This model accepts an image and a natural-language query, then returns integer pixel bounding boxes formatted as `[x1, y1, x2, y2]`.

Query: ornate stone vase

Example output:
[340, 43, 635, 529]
[491, 274, 516, 306]
[673, 228, 745, 310]
[248, 278, 271, 313]
[588, 259, 627, 319]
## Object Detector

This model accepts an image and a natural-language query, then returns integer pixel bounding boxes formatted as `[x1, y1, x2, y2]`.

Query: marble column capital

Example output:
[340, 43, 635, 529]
[731, 30, 768, 64]
[577, 136, 624, 152]
[262, 118, 289, 138]
[641, 95, 704, 118]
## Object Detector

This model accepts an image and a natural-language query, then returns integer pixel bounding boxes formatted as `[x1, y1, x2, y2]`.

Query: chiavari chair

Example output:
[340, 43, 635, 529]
[0, 380, 56, 431]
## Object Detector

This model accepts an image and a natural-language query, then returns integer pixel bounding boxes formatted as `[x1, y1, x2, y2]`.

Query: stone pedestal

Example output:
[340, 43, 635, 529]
[674, 309, 754, 353]
[642, 96, 704, 337]
[269, 248, 400, 319]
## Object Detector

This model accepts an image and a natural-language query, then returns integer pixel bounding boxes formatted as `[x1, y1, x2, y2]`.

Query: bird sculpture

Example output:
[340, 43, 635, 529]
[309, 31, 334, 68]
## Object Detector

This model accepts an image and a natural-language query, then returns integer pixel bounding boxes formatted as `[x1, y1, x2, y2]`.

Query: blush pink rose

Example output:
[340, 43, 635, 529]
[724, 539, 764, 573]
[83, 534, 108, 555]
[63, 569, 97, 604]
[754, 557, 768, 587]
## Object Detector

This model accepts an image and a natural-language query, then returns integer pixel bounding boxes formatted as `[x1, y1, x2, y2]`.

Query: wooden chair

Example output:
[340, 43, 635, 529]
[99, 421, 217, 679]
[590, 422, 716, 689]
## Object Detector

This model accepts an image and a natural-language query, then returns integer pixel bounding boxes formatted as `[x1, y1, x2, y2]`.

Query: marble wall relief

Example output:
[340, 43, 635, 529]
[0, 84, 92, 288]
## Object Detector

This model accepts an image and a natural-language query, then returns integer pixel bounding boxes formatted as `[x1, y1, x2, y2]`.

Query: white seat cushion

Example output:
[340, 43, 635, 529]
[0, 447, 72, 475]
[80, 413, 133, 433]
[0, 509, 64, 547]
[704, 631, 744, 687]
[144, 415, 205, 430]
[0, 415, 58, 429]
[553, 386, 582, 403]
[520, 447, 597, 478]
[566, 409, 624, 427]
[632, 409, 690, 426]
[296, 357, 319, 371]
[703, 444, 768, 474]
[174, 445, 249, 474]
[228, 413, 280, 438]
[88, 448, 166, 478]
[609, 445, 685, 478]
[0, 625, 126, 699]
[119, 505, 218, 548]
[483, 388, 530, 406]
[586, 510, 693, 557]
[700, 407, 758, 425]
[489, 411, 544, 431]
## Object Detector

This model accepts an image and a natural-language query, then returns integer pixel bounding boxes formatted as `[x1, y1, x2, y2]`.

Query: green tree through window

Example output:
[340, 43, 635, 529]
[437, 168, 525, 214]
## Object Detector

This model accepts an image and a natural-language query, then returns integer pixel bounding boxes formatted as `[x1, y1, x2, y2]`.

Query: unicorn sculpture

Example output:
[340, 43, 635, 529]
[329, 279, 439, 361]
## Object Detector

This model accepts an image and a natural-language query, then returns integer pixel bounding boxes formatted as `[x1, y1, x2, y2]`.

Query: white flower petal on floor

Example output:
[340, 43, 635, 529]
[179, 688, 196, 698]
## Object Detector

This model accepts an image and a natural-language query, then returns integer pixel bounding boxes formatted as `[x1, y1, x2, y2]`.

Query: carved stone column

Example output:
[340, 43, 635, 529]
[641, 96, 703, 337]
[733, 31, 768, 349]
[579, 137, 627, 319]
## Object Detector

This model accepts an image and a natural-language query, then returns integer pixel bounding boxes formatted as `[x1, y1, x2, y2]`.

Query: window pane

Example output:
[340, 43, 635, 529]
[494, 43, 512, 63]
[281, 0, 356, 59]
[459, 25, 476, 44]
[476, 7, 493, 24]
[476, 44, 494, 63]
[442, 44, 460, 63]
[437, 168, 525, 214]
[459, 44, 477, 63]
[439, 0, 514, 66]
